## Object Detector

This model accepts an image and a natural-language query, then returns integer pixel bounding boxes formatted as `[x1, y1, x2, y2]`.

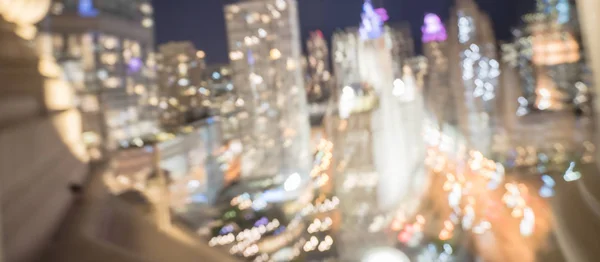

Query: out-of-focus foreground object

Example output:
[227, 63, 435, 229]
[0, 0, 88, 261]
[0, 1, 237, 262]
[577, 0, 600, 162]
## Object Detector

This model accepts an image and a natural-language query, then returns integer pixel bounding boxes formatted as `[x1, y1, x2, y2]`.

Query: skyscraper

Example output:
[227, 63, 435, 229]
[156, 41, 208, 131]
[37, 0, 159, 159]
[422, 13, 453, 128]
[514, 0, 591, 114]
[447, 0, 501, 155]
[332, 27, 361, 99]
[306, 30, 333, 124]
[224, 0, 310, 182]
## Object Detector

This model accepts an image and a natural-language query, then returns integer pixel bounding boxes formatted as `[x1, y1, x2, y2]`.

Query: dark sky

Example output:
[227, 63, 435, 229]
[153, 0, 536, 64]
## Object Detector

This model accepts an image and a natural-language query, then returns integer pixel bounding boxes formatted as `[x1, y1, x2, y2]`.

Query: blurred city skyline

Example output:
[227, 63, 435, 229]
[154, 0, 536, 64]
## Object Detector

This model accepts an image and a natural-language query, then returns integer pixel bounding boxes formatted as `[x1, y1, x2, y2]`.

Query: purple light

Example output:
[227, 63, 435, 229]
[247, 50, 255, 65]
[359, 0, 388, 40]
[375, 8, 389, 21]
[254, 217, 269, 227]
[219, 224, 235, 235]
[128, 58, 143, 73]
[421, 13, 447, 43]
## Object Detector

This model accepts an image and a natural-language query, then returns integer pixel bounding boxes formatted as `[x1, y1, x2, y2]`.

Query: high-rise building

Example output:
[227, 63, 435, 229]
[332, 28, 361, 99]
[156, 41, 209, 131]
[510, 0, 591, 114]
[447, 0, 501, 155]
[306, 30, 333, 123]
[224, 0, 311, 183]
[37, 0, 160, 159]
[203, 63, 237, 114]
[332, 23, 413, 102]
[422, 13, 453, 128]
[389, 22, 415, 73]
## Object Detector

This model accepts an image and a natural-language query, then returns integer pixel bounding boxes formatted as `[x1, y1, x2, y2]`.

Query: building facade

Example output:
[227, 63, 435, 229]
[224, 0, 311, 181]
[37, 0, 160, 159]
[156, 41, 209, 131]
[306, 30, 333, 124]
[510, 0, 591, 114]
[447, 0, 501, 155]
[422, 13, 454, 128]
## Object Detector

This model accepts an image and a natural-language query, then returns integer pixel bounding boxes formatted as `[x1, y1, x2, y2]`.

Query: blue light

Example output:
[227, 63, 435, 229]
[254, 217, 269, 227]
[556, 0, 570, 24]
[359, 0, 388, 40]
[79, 0, 99, 17]
[539, 186, 554, 198]
[219, 224, 235, 235]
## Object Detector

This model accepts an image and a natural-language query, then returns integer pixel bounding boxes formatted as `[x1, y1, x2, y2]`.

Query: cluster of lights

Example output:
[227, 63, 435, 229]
[504, 142, 594, 170]
[209, 217, 281, 251]
[395, 215, 426, 246]
[422, 146, 509, 238]
[306, 30, 333, 103]
[461, 44, 499, 102]
[458, 15, 475, 44]
[416, 243, 455, 262]
[423, 136, 560, 244]
[156, 42, 208, 128]
[502, 183, 536, 236]
[338, 84, 378, 119]
[257, 218, 304, 254]
[341, 171, 378, 191]
[309, 139, 334, 189]
[229, 219, 280, 257]
[307, 217, 333, 234]
[301, 196, 340, 216]
[531, 32, 580, 66]
[358, 0, 389, 40]
[99, 35, 121, 88]
[140, 2, 154, 28]
[311, 140, 333, 176]
[303, 235, 334, 252]
[209, 233, 236, 247]
[224, 2, 309, 182]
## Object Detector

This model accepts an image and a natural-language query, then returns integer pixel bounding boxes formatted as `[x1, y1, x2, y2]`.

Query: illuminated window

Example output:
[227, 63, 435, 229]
[80, 95, 100, 112]
[101, 53, 119, 65]
[101, 36, 119, 50]
[229, 51, 244, 61]
[51, 2, 64, 15]
[142, 18, 154, 28]
[104, 77, 121, 88]
[270, 48, 281, 60]
[140, 3, 153, 14]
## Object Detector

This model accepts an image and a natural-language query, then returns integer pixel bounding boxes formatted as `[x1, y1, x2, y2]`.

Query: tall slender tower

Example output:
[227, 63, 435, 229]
[306, 30, 333, 124]
[422, 13, 452, 128]
[224, 0, 310, 182]
[447, 0, 501, 155]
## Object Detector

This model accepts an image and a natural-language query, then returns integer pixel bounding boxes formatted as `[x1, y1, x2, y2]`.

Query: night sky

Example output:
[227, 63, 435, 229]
[153, 0, 536, 64]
